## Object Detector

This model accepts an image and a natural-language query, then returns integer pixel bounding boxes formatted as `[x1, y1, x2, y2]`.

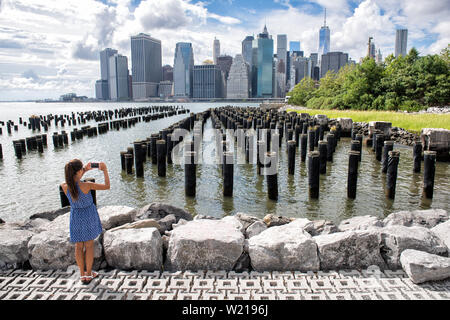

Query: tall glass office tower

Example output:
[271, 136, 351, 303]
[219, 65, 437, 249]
[318, 9, 330, 63]
[242, 36, 254, 68]
[109, 54, 130, 101]
[255, 25, 274, 98]
[131, 33, 162, 99]
[98, 48, 118, 100]
[213, 38, 220, 64]
[174, 42, 194, 98]
[395, 29, 408, 57]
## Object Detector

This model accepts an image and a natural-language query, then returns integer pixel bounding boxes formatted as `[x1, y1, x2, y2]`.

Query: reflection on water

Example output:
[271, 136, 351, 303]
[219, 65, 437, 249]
[0, 102, 449, 224]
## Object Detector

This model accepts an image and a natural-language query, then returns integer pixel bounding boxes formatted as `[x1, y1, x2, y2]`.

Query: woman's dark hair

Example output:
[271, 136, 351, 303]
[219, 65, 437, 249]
[65, 159, 83, 201]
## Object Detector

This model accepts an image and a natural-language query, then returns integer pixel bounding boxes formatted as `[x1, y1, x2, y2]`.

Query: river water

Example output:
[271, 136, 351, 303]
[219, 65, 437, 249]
[0, 102, 449, 224]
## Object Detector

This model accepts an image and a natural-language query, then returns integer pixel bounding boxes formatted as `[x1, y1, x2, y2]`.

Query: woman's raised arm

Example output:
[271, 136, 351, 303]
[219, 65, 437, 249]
[87, 162, 110, 191]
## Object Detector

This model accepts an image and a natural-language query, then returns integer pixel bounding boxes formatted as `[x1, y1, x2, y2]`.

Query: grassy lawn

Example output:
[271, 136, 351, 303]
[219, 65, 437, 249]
[286, 108, 450, 133]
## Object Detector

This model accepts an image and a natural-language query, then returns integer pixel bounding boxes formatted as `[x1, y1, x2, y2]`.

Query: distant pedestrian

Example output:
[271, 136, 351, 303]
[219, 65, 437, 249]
[60, 159, 110, 284]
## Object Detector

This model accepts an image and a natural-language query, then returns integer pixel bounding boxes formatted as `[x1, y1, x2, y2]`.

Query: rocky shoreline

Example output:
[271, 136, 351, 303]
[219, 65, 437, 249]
[1, 204, 449, 284]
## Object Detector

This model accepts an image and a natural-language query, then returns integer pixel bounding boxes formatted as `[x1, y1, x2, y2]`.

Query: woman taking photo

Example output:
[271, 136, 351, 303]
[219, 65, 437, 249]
[60, 159, 110, 284]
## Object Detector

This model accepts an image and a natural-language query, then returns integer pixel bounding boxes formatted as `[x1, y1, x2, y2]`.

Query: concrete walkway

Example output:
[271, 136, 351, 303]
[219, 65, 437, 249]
[1, 267, 449, 300]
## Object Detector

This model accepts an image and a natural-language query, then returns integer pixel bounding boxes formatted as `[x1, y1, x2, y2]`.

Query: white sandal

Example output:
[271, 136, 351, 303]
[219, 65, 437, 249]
[84, 271, 99, 284]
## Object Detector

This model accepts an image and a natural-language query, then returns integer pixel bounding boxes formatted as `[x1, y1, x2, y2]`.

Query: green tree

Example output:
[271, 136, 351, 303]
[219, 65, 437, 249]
[288, 77, 316, 106]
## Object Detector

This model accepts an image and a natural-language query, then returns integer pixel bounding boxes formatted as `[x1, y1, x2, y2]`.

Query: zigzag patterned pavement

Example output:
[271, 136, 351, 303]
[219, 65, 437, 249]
[1, 267, 449, 300]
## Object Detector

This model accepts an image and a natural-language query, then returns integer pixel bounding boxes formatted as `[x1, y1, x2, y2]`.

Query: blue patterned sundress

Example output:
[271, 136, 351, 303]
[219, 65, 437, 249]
[66, 182, 103, 243]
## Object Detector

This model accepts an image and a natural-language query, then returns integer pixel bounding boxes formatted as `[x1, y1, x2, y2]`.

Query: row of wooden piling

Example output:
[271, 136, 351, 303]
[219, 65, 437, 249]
[11, 135, 48, 159]
[207, 106, 439, 202]
[1, 106, 188, 136]
[120, 110, 211, 197]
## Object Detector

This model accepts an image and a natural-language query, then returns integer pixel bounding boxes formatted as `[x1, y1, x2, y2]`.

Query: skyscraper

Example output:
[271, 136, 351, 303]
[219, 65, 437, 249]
[376, 49, 383, 64]
[320, 51, 348, 78]
[213, 37, 220, 64]
[310, 53, 319, 81]
[97, 48, 118, 100]
[289, 53, 311, 90]
[131, 33, 162, 99]
[255, 25, 274, 98]
[162, 65, 173, 82]
[227, 54, 250, 99]
[277, 34, 288, 76]
[95, 80, 108, 100]
[395, 29, 408, 57]
[242, 36, 254, 68]
[109, 53, 130, 101]
[174, 42, 194, 98]
[318, 9, 330, 62]
[193, 64, 223, 99]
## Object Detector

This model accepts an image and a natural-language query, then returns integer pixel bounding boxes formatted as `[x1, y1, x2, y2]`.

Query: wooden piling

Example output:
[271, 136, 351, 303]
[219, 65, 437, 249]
[422, 151, 436, 199]
[413, 142, 422, 173]
[308, 151, 320, 199]
[347, 151, 360, 199]
[157, 140, 167, 177]
[386, 150, 400, 200]
[287, 140, 296, 175]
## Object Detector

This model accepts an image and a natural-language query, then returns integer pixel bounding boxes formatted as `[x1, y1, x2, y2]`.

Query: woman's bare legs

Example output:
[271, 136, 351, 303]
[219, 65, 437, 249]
[75, 242, 85, 278]
[84, 240, 95, 277]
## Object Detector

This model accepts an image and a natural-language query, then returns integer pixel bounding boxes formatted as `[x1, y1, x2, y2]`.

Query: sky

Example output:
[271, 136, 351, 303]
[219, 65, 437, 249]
[0, 0, 449, 101]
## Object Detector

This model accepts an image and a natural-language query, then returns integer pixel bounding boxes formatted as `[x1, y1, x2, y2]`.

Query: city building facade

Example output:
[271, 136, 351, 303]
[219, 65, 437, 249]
[109, 53, 130, 101]
[320, 51, 348, 78]
[162, 65, 173, 82]
[97, 48, 118, 100]
[131, 33, 162, 99]
[95, 80, 108, 100]
[255, 25, 274, 98]
[227, 54, 250, 99]
[277, 34, 288, 76]
[173, 42, 194, 98]
[159, 81, 173, 98]
[193, 64, 223, 99]
[242, 36, 254, 68]
[213, 38, 220, 65]
[395, 29, 408, 57]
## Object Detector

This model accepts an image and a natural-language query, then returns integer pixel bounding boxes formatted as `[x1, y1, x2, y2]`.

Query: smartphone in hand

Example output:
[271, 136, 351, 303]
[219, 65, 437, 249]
[91, 162, 99, 169]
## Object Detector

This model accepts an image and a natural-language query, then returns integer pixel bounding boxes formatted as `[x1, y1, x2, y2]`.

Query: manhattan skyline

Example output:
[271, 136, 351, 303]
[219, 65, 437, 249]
[0, 0, 448, 101]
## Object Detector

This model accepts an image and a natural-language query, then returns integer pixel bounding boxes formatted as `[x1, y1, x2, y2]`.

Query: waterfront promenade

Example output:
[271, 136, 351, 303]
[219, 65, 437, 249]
[1, 267, 449, 300]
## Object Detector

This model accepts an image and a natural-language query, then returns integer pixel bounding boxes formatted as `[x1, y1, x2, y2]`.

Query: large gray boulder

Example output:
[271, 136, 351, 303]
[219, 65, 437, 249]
[108, 219, 163, 233]
[309, 220, 339, 236]
[103, 228, 163, 271]
[379, 225, 448, 269]
[369, 121, 392, 137]
[246, 221, 267, 238]
[314, 229, 387, 270]
[338, 215, 383, 232]
[98, 206, 136, 230]
[29, 206, 70, 221]
[234, 212, 262, 230]
[27, 212, 103, 270]
[383, 209, 448, 229]
[165, 218, 244, 271]
[248, 219, 320, 272]
[400, 249, 450, 284]
[421, 128, 450, 161]
[135, 202, 193, 223]
[337, 118, 353, 135]
[431, 220, 450, 255]
[0, 227, 34, 269]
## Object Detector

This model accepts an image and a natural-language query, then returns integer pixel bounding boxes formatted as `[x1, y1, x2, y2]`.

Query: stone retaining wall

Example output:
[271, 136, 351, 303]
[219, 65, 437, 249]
[1, 204, 449, 284]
